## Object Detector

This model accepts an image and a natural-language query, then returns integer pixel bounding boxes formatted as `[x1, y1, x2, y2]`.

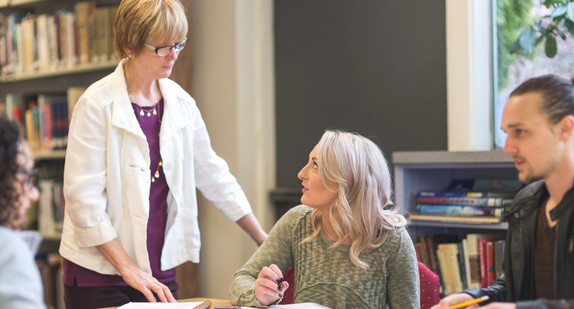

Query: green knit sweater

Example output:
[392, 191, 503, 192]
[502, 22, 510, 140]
[230, 205, 420, 309]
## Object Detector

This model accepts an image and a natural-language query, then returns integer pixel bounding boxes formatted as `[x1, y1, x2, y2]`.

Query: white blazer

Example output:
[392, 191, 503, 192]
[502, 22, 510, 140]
[59, 61, 252, 275]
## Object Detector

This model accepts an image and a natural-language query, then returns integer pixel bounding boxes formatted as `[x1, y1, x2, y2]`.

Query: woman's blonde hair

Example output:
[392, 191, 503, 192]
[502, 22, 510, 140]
[114, 0, 188, 59]
[303, 130, 407, 269]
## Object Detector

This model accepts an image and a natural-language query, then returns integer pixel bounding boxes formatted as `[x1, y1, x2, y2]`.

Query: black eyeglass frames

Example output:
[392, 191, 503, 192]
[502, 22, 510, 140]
[144, 38, 188, 57]
[17, 168, 39, 189]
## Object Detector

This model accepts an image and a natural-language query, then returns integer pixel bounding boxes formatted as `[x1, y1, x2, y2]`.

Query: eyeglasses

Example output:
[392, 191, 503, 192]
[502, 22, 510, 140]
[144, 39, 187, 57]
[17, 168, 38, 189]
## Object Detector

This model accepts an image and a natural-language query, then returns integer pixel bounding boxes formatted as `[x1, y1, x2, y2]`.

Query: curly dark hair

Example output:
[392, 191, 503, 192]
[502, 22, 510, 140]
[0, 117, 25, 229]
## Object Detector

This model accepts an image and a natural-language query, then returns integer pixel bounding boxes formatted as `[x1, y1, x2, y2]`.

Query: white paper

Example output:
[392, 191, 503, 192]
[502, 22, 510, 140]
[117, 302, 205, 309]
[273, 303, 332, 309]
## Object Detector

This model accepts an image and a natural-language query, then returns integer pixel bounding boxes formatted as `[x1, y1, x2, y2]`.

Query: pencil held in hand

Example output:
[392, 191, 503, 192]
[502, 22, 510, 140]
[276, 277, 285, 291]
[450, 296, 489, 309]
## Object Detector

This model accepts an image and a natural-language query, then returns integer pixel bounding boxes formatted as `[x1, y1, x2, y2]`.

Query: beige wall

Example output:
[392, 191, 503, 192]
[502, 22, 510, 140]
[190, 0, 276, 299]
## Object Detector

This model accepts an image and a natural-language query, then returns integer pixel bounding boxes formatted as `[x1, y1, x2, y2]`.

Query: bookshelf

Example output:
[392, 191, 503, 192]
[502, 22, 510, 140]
[1, 0, 201, 304]
[0, 60, 117, 82]
[0, 0, 120, 154]
[393, 150, 517, 235]
[0, 1, 119, 308]
[0, 0, 43, 7]
[393, 150, 516, 295]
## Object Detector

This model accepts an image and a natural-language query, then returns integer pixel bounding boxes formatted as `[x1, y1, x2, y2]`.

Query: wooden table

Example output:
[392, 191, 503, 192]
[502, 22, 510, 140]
[188, 298, 233, 308]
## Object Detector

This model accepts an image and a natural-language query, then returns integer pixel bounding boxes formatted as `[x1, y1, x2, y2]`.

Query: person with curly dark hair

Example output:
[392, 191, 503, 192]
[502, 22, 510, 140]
[0, 116, 45, 308]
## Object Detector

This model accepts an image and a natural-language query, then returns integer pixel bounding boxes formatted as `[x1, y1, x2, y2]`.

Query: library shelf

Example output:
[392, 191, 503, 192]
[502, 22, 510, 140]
[393, 150, 517, 236]
[0, 0, 43, 8]
[0, 61, 118, 83]
[33, 150, 66, 161]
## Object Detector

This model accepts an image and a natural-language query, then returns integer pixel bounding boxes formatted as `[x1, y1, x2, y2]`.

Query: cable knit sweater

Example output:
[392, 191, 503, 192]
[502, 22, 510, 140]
[230, 205, 420, 309]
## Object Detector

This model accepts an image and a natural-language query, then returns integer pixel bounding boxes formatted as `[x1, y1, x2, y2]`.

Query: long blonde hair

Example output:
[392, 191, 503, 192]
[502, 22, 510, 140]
[303, 130, 407, 269]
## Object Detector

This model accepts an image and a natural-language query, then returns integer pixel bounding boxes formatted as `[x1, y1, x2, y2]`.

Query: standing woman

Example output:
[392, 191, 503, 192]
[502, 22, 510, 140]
[60, 0, 267, 308]
[230, 130, 420, 309]
[0, 117, 45, 309]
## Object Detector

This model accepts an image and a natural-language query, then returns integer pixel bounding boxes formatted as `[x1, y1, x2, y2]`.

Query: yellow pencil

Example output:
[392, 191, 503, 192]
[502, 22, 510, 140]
[450, 296, 490, 309]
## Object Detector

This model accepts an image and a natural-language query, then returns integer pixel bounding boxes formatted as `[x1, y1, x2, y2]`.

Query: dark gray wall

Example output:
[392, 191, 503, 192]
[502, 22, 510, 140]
[275, 0, 448, 188]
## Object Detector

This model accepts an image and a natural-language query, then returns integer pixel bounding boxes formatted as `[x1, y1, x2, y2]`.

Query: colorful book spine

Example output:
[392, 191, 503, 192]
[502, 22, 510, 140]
[465, 234, 482, 289]
[417, 196, 511, 207]
[417, 191, 516, 198]
[493, 240, 505, 281]
[416, 204, 504, 217]
[457, 242, 468, 290]
[479, 238, 487, 288]
[485, 240, 495, 286]
[426, 236, 441, 278]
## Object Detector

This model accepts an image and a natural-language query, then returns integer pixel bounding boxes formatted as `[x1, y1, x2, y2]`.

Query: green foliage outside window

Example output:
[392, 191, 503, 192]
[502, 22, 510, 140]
[497, 0, 536, 90]
[494, 0, 574, 149]
[511, 0, 574, 59]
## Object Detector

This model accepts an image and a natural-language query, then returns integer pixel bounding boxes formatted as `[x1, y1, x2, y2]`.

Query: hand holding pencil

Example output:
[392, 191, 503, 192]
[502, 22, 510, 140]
[450, 296, 489, 308]
[253, 264, 290, 306]
[432, 294, 489, 309]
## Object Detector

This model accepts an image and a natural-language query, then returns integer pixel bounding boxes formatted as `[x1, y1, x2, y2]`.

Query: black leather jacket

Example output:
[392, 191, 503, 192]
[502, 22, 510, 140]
[465, 180, 574, 309]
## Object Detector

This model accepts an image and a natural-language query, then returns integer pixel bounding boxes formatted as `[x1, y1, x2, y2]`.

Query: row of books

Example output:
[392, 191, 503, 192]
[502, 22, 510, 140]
[1, 86, 86, 153]
[408, 179, 521, 224]
[0, 1, 118, 77]
[415, 233, 505, 296]
[24, 163, 64, 238]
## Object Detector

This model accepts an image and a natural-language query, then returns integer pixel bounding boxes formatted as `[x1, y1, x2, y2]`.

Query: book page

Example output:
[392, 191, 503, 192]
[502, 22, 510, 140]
[118, 302, 206, 309]
[274, 303, 331, 308]
[216, 303, 331, 309]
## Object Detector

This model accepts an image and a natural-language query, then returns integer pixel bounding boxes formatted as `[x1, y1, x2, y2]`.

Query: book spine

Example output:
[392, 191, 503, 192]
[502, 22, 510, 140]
[418, 235, 431, 270]
[462, 239, 472, 289]
[437, 243, 463, 296]
[466, 234, 482, 289]
[417, 196, 508, 207]
[486, 241, 495, 286]
[417, 191, 515, 198]
[74, 1, 92, 65]
[416, 204, 503, 217]
[493, 240, 504, 282]
[479, 239, 487, 288]
[457, 242, 468, 290]
[426, 236, 441, 278]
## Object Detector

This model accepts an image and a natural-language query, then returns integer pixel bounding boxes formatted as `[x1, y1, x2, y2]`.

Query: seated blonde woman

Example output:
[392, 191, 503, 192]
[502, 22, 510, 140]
[230, 130, 419, 309]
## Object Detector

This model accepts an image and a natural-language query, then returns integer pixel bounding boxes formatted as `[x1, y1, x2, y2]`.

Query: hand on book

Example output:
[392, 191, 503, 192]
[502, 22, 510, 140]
[254, 264, 290, 306]
[120, 263, 176, 303]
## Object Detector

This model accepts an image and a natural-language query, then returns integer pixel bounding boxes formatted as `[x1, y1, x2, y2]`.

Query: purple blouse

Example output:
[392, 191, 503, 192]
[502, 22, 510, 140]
[63, 98, 176, 287]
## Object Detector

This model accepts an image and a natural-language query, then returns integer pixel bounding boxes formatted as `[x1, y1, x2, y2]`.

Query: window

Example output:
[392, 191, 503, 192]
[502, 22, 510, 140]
[493, 0, 574, 149]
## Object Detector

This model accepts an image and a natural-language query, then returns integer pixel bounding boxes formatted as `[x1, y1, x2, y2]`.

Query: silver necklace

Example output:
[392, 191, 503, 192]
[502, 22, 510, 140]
[130, 94, 163, 183]
[129, 94, 159, 117]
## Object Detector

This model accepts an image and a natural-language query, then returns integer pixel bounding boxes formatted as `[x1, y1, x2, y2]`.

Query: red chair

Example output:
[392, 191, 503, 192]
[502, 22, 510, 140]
[281, 267, 295, 304]
[418, 261, 440, 309]
[281, 262, 439, 307]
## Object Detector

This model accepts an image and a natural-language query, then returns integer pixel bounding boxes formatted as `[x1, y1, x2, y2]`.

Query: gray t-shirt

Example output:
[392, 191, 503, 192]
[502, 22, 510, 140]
[0, 227, 46, 309]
